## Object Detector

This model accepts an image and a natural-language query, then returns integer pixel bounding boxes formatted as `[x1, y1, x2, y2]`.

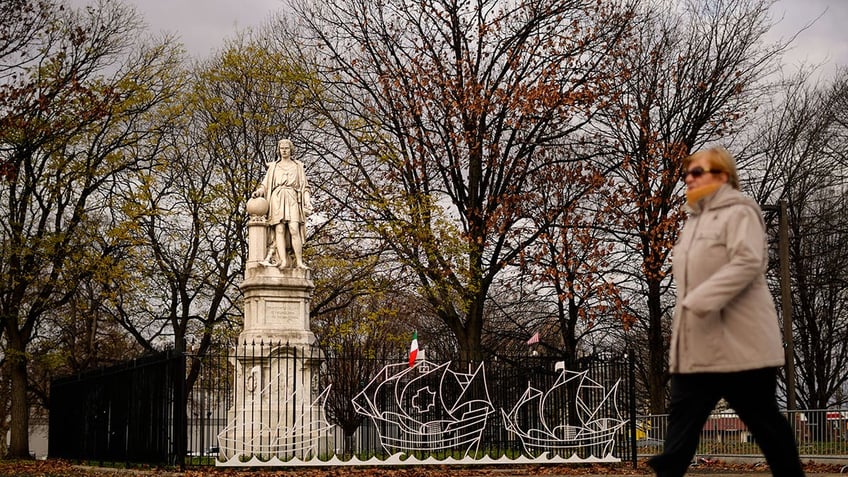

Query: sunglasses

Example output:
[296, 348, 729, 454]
[682, 166, 724, 180]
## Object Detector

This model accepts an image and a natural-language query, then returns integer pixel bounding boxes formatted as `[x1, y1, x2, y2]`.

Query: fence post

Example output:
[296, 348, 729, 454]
[628, 351, 638, 468]
[173, 350, 187, 470]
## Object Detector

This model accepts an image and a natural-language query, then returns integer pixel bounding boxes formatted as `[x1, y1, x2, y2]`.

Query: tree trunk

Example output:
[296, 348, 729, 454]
[647, 278, 668, 414]
[457, 327, 484, 364]
[0, 363, 10, 457]
[459, 296, 485, 363]
[343, 432, 354, 456]
[7, 337, 31, 459]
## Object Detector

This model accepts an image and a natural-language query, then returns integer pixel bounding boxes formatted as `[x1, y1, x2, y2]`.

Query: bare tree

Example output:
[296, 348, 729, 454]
[744, 69, 848, 413]
[589, 0, 785, 413]
[313, 280, 411, 455]
[512, 146, 635, 366]
[0, 0, 52, 80]
[283, 0, 636, 362]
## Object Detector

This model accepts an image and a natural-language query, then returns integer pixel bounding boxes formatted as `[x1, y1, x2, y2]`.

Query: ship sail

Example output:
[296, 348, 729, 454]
[352, 360, 494, 456]
[501, 367, 626, 458]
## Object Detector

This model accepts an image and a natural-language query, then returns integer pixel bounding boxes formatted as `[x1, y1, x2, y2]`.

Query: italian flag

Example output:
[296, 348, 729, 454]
[408, 331, 418, 367]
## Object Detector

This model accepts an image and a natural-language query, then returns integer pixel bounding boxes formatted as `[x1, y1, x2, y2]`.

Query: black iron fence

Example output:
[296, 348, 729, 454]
[50, 343, 637, 467]
[49, 350, 185, 465]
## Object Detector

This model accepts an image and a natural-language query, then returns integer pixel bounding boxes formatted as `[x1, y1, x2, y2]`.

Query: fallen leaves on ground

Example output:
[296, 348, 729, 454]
[0, 459, 845, 477]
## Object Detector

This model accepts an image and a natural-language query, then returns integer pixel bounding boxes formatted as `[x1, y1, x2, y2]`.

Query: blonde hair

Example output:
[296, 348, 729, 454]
[683, 146, 739, 190]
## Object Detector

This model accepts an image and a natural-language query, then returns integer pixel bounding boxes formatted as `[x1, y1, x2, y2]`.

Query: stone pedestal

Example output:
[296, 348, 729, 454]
[219, 342, 327, 462]
[240, 266, 315, 346]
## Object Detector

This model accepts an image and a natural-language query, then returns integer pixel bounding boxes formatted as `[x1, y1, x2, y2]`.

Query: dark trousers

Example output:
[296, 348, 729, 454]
[647, 368, 804, 477]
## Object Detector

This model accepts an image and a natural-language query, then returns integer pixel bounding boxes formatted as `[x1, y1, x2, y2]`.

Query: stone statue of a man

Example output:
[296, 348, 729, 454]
[251, 139, 312, 269]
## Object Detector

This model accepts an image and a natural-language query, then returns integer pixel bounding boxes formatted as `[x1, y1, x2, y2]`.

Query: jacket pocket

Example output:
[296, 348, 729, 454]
[694, 230, 723, 244]
[686, 310, 723, 367]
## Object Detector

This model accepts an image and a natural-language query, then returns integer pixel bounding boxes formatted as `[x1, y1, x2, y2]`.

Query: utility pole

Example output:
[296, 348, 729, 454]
[763, 201, 796, 411]
[762, 199, 797, 411]
[778, 200, 797, 411]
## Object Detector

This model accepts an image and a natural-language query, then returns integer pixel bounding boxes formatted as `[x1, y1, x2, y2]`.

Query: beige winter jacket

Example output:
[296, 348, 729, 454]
[669, 184, 785, 374]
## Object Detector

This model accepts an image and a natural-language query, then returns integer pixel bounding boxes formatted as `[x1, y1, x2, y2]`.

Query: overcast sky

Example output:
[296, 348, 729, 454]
[767, 0, 848, 79]
[69, 0, 847, 80]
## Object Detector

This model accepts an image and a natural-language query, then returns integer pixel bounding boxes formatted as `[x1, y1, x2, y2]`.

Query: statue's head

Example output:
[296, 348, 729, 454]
[277, 139, 293, 160]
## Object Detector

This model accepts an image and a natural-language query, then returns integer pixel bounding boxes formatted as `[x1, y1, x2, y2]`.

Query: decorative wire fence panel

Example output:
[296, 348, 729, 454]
[636, 410, 848, 459]
[184, 343, 637, 466]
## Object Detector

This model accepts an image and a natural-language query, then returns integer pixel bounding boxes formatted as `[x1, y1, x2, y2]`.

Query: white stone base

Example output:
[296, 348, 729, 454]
[240, 266, 315, 346]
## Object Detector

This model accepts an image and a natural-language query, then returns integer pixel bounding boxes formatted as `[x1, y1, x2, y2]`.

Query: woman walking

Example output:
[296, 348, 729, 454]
[647, 146, 804, 477]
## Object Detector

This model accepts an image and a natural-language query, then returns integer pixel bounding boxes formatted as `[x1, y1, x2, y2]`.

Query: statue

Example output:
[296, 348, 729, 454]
[252, 139, 312, 269]
[228, 139, 319, 462]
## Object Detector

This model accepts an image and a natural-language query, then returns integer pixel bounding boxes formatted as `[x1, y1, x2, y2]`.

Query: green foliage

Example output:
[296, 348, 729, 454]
[0, 0, 184, 457]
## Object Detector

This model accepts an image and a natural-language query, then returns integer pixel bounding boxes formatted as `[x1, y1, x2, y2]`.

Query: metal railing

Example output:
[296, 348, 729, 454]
[635, 410, 848, 459]
[183, 343, 637, 466]
[49, 344, 848, 466]
[49, 350, 185, 465]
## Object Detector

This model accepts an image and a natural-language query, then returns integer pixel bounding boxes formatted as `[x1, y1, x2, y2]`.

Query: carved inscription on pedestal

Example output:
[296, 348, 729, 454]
[266, 301, 300, 329]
